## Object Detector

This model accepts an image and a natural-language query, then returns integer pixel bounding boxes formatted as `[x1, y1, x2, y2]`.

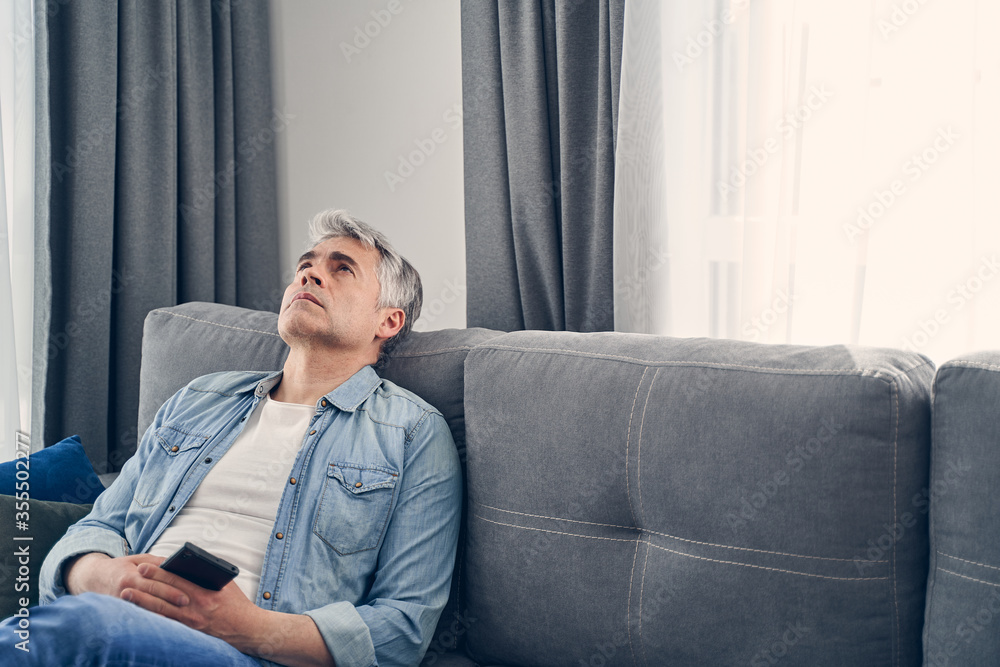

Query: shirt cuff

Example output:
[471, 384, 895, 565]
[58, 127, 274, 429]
[304, 601, 376, 667]
[38, 527, 130, 603]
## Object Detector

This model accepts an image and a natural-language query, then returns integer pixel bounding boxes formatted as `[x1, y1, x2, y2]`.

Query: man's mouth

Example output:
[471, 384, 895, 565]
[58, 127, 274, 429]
[291, 292, 322, 307]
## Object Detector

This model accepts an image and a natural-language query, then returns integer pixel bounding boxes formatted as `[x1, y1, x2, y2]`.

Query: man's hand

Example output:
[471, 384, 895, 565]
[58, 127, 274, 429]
[124, 564, 265, 650]
[66, 554, 334, 667]
[64, 552, 188, 607]
[129, 565, 333, 667]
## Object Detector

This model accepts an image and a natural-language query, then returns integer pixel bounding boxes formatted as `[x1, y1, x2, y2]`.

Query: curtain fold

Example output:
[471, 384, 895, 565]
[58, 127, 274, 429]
[462, 0, 624, 332]
[33, 0, 280, 471]
[0, 112, 18, 462]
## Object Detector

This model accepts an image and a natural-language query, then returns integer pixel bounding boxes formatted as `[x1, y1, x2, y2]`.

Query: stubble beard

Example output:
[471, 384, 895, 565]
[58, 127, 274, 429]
[278, 307, 342, 350]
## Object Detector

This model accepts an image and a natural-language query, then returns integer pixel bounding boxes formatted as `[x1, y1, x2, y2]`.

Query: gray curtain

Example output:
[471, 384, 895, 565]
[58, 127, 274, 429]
[33, 0, 281, 471]
[462, 0, 624, 332]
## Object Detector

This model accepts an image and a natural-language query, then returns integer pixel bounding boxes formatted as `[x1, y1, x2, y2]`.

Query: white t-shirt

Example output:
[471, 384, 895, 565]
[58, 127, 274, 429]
[149, 395, 314, 599]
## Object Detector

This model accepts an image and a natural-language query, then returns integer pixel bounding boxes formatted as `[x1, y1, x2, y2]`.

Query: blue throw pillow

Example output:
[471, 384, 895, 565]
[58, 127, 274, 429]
[1, 435, 105, 504]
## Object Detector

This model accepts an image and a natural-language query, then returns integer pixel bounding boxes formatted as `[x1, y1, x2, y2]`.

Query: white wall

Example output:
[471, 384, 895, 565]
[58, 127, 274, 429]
[269, 0, 466, 331]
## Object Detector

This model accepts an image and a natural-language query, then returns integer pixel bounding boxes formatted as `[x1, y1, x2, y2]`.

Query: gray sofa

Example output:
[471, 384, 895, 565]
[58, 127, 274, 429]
[125, 302, 996, 666]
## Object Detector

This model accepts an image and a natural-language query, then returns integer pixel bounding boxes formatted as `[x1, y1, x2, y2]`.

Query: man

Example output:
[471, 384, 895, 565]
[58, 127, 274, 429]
[3, 210, 462, 666]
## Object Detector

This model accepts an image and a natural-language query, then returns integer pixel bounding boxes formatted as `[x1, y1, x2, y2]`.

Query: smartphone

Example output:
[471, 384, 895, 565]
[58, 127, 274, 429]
[159, 542, 240, 591]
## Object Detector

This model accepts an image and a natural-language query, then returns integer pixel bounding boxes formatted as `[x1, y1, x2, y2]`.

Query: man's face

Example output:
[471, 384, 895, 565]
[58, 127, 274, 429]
[277, 236, 389, 354]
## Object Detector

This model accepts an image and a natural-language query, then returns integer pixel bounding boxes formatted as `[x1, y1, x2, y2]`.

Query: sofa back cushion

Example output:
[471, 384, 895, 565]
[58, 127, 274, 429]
[461, 331, 933, 666]
[138, 303, 290, 437]
[923, 353, 1000, 665]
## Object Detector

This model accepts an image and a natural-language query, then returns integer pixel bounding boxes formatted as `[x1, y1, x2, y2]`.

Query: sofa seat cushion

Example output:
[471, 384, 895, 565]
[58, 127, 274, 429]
[0, 496, 94, 617]
[462, 331, 933, 666]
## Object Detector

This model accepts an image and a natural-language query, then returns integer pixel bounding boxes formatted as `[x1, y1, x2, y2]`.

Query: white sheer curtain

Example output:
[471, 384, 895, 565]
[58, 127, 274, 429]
[1, 0, 35, 461]
[614, 0, 1000, 362]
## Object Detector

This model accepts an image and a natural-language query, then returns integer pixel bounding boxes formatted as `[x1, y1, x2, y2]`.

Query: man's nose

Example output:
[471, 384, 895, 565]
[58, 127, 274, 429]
[300, 268, 322, 287]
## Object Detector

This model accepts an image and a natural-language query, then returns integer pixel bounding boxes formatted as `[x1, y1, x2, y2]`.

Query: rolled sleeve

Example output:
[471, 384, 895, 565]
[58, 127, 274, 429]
[303, 602, 376, 667]
[39, 527, 130, 603]
[38, 382, 181, 603]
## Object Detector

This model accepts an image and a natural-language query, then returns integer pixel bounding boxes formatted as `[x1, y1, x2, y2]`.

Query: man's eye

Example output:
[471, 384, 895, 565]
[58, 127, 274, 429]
[297, 263, 310, 272]
[339, 265, 353, 274]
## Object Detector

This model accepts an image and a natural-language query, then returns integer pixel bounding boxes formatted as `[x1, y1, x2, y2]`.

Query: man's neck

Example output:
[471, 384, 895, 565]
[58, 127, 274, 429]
[270, 347, 374, 405]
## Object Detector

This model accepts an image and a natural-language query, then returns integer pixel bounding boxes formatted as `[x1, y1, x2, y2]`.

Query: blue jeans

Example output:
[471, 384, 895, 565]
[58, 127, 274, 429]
[0, 593, 263, 666]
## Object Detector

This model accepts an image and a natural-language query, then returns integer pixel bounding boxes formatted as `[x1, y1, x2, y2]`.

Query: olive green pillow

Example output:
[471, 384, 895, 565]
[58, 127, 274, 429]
[0, 495, 93, 619]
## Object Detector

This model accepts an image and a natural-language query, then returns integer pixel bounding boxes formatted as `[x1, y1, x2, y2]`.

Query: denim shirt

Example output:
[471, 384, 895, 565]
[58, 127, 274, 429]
[39, 366, 463, 667]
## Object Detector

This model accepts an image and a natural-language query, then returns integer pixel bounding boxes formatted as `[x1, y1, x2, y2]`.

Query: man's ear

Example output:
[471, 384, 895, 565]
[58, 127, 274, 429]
[375, 308, 406, 342]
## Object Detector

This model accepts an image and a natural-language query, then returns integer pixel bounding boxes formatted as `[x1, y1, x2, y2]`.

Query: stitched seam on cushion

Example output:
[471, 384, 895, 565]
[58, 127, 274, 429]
[892, 379, 900, 667]
[157, 310, 283, 338]
[646, 543, 888, 581]
[637, 369, 659, 530]
[640, 538, 650, 667]
[627, 538, 640, 666]
[625, 368, 649, 527]
[391, 346, 477, 358]
[939, 568, 1000, 588]
[471, 515, 636, 542]
[940, 361, 1000, 372]
[476, 501, 631, 527]
[478, 344, 898, 382]
[939, 551, 1000, 572]
[473, 502, 882, 562]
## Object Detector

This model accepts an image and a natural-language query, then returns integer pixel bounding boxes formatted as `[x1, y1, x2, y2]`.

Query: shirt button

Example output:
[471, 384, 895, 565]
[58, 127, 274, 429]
[309, 430, 316, 435]
[355, 482, 363, 488]
[204, 457, 212, 464]
[321, 399, 328, 407]
[263, 592, 271, 600]
[168, 506, 175, 512]
[289, 477, 297, 485]
[275, 532, 283, 540]
[170, 446, 179, 453]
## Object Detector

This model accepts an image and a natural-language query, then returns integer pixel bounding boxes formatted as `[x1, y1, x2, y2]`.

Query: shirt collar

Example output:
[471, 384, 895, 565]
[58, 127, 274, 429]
[252, 365, 382, 412]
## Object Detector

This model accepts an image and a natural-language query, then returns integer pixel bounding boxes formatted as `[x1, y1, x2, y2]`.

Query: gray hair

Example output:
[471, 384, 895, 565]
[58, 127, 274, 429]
[307, 209, 422, 369]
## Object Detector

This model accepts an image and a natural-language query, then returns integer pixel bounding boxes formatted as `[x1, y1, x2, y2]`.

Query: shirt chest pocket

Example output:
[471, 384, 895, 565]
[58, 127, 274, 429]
[313, 462, 398, 556]
[132, 427, 209, 508]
